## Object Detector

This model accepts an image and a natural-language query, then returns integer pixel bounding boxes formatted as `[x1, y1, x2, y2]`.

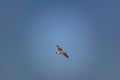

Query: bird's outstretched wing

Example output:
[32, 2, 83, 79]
[57, 45, 63, 52]
[62, 52, 69, 58]
[56, 45, 69, 58]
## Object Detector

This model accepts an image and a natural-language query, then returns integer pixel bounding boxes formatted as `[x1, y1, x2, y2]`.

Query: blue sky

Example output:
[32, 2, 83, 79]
[1, 0, 120, 80]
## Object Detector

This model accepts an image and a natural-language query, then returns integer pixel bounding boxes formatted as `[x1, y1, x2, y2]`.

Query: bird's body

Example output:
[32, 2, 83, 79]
[56, 45, 69, 58]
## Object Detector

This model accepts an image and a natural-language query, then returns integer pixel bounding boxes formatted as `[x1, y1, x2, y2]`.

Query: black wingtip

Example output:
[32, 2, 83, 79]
[56, 45, 59, 47]
[66, 56, 69, 58]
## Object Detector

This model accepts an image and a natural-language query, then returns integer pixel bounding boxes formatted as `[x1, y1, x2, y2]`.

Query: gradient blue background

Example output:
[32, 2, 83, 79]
[1, 0, 120, 80]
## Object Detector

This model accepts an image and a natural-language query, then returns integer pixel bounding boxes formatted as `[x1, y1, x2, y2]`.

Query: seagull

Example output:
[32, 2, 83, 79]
[56, 45, 69, 58]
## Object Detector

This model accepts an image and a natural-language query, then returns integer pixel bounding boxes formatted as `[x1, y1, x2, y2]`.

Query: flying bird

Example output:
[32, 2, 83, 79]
[56, 45, 69, 58]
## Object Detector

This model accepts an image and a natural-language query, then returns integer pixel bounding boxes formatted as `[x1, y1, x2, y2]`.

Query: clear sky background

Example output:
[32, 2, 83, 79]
[0, 0, 120, 80]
